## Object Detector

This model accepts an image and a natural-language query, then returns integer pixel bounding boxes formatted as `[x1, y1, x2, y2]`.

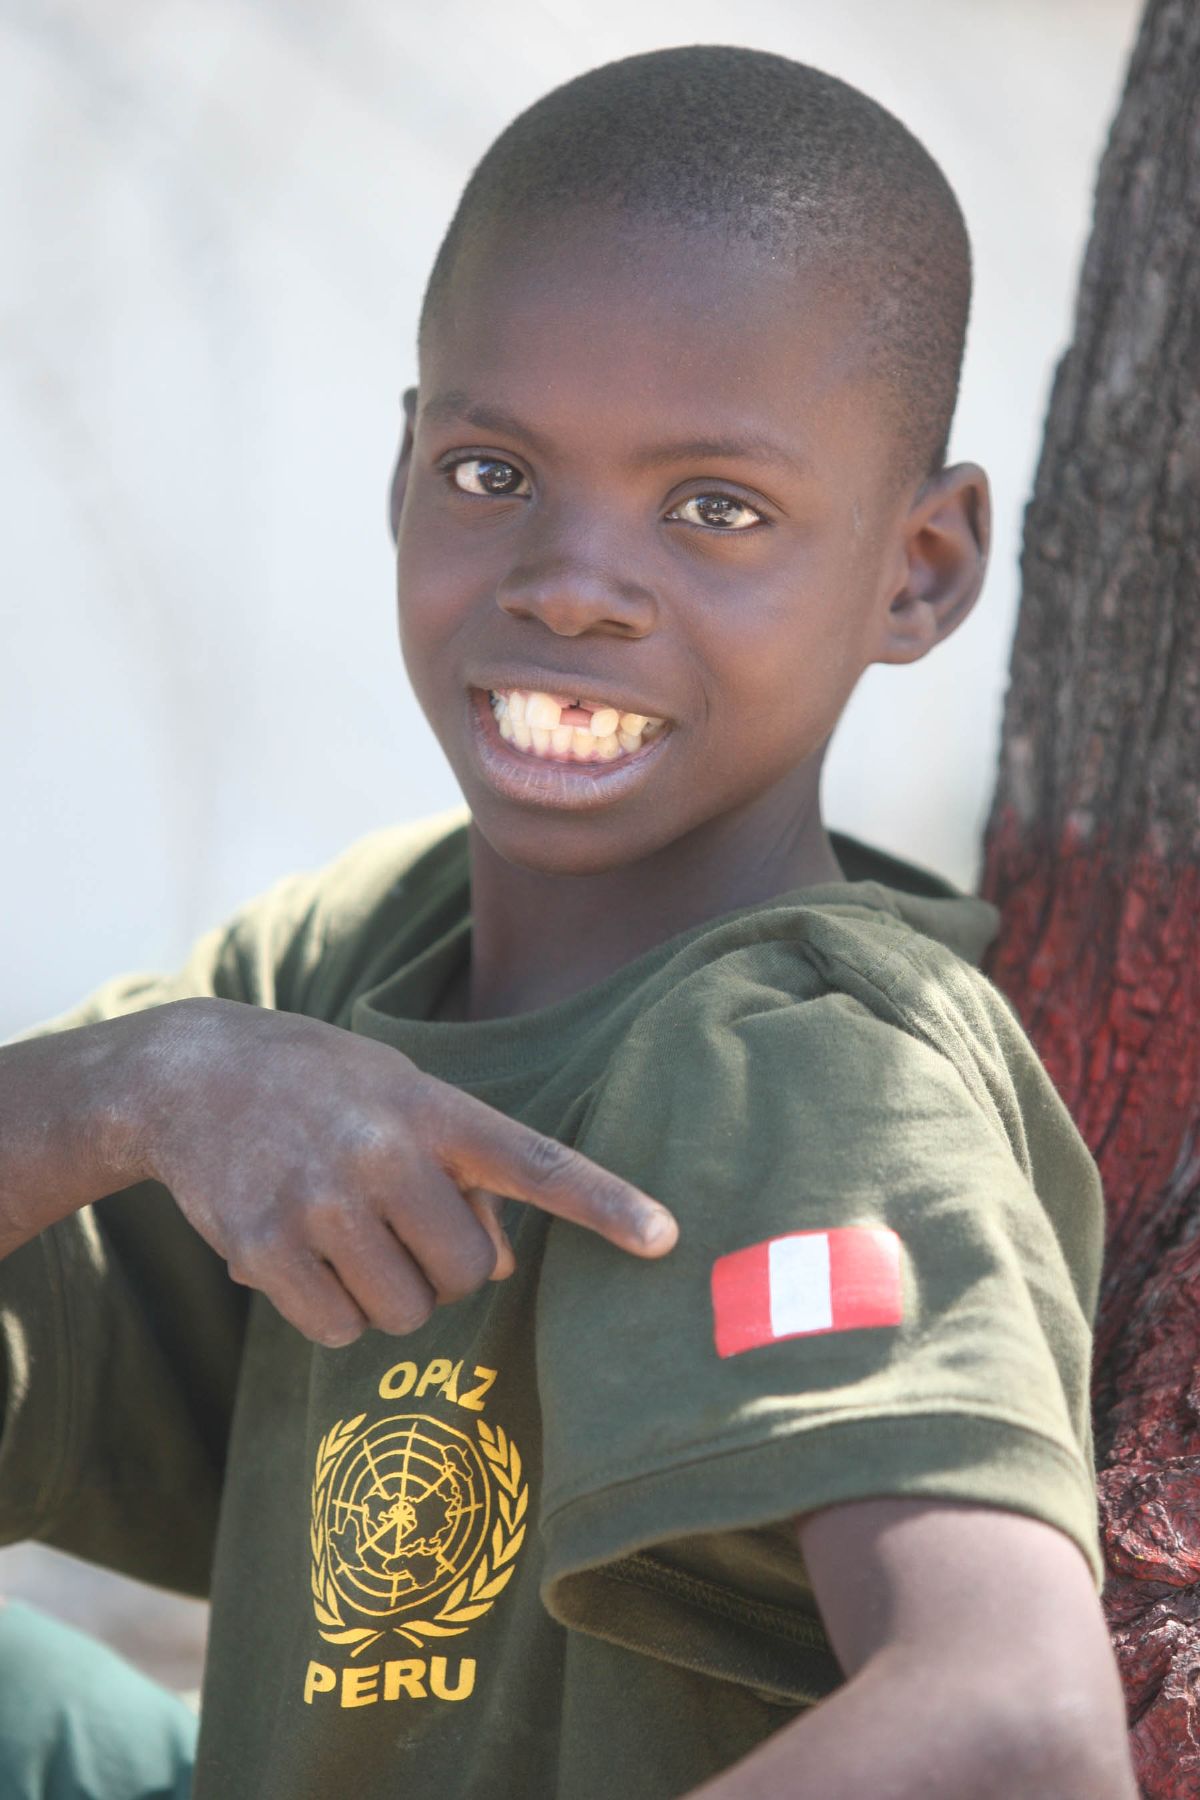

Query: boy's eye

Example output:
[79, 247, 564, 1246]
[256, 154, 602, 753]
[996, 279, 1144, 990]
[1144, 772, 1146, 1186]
[449, 457, 530, 498]
[668, 494, 765, 531]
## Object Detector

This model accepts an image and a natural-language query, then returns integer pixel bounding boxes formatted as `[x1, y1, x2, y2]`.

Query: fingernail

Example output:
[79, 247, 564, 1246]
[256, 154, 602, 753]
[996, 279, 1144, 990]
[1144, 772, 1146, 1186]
[640, 1208, 677, 1249]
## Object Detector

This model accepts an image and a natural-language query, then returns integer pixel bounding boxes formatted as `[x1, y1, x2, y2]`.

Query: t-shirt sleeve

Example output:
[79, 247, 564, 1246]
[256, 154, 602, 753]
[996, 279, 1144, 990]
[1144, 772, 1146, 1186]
[534, 986, 1103, 1702]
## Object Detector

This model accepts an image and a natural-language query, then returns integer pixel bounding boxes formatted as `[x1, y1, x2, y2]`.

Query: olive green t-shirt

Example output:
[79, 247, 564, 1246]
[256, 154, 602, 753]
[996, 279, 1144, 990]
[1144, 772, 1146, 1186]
[0, 804, 1104, 1799]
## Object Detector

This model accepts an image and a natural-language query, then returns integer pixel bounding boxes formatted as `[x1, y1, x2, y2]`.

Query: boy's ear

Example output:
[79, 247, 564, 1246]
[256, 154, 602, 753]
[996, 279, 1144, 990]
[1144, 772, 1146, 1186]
[387, 386, 419, 545]
[872, 463, 991, 665]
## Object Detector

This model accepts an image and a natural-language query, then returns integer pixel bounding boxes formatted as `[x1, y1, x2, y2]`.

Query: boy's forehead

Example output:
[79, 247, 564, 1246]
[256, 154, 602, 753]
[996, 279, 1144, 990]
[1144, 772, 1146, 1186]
[420, 214, 879, 458]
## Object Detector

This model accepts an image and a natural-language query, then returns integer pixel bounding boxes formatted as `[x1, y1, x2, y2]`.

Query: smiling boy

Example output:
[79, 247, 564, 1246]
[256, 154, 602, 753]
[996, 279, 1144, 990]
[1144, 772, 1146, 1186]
[0, 45, 1136, 1800]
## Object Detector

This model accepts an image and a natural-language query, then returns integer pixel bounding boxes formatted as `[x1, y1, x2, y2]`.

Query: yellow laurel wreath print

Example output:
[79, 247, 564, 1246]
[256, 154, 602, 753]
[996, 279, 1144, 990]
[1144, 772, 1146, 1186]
[310, 1413, 383, 1653]
[309, 1414, 527, 1656]
[392, 1419, 527, 1648]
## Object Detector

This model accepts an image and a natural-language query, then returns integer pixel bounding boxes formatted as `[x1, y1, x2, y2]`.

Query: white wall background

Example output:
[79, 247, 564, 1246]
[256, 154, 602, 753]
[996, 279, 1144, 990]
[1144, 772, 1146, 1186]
[0, 0, 1141, 1688]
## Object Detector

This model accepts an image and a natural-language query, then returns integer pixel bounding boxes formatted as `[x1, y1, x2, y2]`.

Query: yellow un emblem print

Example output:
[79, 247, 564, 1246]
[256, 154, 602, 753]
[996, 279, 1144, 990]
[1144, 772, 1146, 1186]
[310, 1411, 527, 1656]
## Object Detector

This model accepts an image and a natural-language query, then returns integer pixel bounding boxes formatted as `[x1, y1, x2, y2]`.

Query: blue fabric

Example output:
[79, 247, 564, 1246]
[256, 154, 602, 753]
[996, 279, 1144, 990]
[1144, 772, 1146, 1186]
[0, 1602, 195, 1800]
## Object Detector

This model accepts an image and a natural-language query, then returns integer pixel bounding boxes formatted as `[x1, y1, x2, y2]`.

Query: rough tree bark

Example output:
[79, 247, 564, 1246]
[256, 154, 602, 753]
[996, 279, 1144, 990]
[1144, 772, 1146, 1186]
[978, 1, 1200, 1790]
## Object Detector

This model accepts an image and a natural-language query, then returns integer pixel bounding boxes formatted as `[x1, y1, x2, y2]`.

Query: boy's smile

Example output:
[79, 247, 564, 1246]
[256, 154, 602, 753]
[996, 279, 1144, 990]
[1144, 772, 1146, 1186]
[390, 214, 988, 1020]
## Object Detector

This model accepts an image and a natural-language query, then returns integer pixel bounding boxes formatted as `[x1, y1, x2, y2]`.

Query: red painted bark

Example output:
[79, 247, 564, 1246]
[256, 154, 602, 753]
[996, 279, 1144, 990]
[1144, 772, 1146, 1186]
[977, 2, 1200, 1790]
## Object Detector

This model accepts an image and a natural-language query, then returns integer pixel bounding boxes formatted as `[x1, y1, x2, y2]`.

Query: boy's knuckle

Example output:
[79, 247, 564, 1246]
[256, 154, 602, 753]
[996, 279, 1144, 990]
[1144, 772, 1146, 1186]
[521, 1131, 576, 1189]
[297, 1187, 351, 1235]
[334, 1115, 391, 1173]
[225, 1217, 283, 1283]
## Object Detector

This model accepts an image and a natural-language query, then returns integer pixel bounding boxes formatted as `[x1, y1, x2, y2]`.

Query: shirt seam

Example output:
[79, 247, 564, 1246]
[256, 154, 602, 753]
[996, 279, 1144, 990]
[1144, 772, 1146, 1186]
[797, 934, 1029, 1167]
[541, 1402, 1091, 1522]
[585, 1552, 832, 1653]
[807, 934, 974, 1074]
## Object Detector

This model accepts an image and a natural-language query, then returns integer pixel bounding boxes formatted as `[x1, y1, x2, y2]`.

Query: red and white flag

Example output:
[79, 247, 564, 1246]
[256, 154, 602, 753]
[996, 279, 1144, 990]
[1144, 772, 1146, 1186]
[711, 1227, 903, 1359]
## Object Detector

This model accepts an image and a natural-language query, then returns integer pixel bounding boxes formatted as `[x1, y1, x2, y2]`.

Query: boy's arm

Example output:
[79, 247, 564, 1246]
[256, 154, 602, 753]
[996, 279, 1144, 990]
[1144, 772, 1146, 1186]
[0, 1013, 162, 1256]
[686, 1498, 1137, 1800]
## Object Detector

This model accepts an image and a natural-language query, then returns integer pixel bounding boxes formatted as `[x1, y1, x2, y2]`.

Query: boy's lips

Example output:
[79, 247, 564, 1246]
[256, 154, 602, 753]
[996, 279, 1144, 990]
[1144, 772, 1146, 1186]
[466, 687, 673, 812]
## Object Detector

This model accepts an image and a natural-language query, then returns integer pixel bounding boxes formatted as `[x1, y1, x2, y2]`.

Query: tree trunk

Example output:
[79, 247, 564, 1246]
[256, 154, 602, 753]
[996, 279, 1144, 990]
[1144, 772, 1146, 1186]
[977, 1, 1200, 1789]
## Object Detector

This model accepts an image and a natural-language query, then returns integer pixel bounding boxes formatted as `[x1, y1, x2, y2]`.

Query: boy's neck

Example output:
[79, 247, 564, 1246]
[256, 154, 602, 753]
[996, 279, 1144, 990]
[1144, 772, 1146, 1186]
[437, 801, 846, 1025]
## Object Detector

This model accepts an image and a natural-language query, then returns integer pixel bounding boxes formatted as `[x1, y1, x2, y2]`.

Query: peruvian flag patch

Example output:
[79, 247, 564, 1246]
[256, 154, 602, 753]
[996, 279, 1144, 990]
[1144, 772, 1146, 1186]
[711, 1228, 903, 1359]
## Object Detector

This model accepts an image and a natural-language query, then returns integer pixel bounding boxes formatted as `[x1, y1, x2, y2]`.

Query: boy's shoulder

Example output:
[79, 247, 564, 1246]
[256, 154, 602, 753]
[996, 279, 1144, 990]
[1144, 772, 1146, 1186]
[628, 826, 1008, 1061]
[607, 844, 1090, 1209]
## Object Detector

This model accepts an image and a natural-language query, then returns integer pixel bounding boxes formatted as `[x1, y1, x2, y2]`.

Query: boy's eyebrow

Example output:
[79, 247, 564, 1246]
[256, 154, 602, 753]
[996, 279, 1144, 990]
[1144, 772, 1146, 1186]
[631, 434, 811, 477]
[420, 391, 810, 477]
[421, 392, 555, 459]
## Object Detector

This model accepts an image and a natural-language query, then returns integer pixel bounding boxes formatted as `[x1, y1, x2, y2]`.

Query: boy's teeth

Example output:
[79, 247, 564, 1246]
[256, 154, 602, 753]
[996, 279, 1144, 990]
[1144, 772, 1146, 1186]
[491, 688, 662, 732]
[489, 687, 666, 763]
[524, 693, 566, 729]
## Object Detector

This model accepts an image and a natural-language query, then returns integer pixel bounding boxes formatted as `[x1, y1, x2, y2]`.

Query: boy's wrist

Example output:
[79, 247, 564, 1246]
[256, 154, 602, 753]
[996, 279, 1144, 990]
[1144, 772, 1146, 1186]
[0, 1002, 195, 1247]
[82, 1004, 183, 1190]
[93, 996, 251, 1190]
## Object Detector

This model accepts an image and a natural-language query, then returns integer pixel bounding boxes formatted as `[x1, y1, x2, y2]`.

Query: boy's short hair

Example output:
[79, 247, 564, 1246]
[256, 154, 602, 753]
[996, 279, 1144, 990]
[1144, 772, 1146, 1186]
[419, 45, 973, 489]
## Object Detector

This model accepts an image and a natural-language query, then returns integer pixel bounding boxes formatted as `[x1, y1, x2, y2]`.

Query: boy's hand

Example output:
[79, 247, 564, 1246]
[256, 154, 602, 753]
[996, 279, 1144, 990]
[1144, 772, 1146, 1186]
[134, 997, 676, 1347]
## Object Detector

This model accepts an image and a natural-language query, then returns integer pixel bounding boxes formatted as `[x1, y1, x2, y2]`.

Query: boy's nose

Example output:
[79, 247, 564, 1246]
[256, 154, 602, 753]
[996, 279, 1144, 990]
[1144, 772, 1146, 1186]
[495, 552, 657, 632]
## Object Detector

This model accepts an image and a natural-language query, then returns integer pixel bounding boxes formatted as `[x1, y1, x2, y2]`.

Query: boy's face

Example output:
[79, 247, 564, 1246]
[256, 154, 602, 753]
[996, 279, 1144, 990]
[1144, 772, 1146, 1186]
[391, 214, 987, 880]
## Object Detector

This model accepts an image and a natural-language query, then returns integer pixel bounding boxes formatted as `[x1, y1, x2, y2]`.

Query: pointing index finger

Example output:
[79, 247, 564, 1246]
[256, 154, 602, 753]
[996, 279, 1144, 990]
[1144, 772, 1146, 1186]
[432, 1086, 678, 1256]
